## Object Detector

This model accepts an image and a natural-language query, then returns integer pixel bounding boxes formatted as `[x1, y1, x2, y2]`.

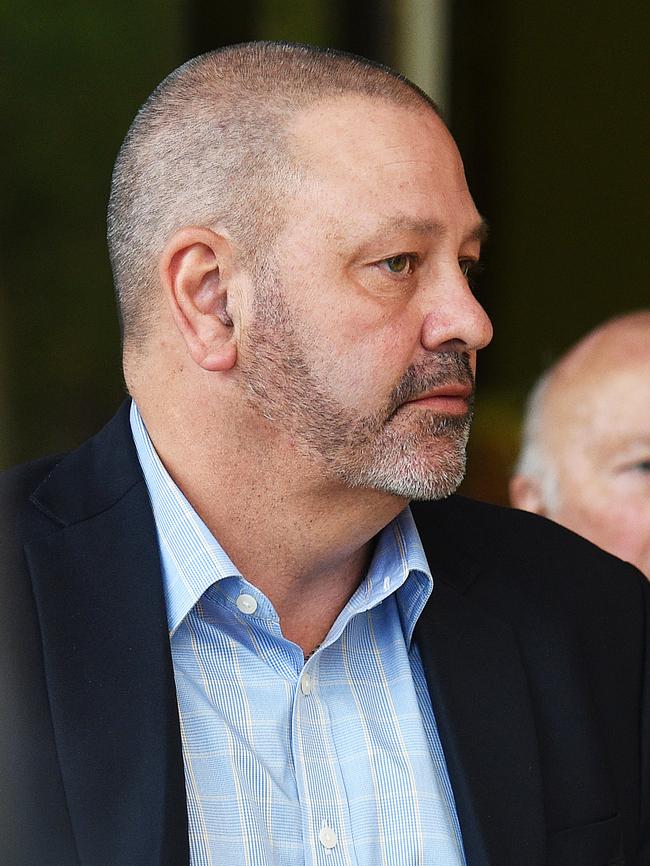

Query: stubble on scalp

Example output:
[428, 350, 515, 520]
[238, 262, 474, 502]
[107, 42, 440, 358]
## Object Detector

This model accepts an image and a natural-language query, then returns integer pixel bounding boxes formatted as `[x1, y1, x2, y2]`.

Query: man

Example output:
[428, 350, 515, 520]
[1, 43, 647, 866]
[510, 311, 650, 579]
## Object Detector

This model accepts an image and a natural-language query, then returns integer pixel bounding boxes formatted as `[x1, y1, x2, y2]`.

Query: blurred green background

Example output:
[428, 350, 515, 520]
[1, 0, 648, 504]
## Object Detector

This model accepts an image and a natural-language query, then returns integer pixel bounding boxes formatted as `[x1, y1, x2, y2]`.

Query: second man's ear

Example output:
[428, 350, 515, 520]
[160, 226, 238, 372]
[508, 474, 547, 516]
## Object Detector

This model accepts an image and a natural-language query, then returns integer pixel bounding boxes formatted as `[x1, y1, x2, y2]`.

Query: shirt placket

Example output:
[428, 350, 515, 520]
[292, 652, 358, 866]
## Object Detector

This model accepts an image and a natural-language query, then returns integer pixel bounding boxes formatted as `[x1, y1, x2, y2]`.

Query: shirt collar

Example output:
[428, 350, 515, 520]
[130, 401, 433, 644]
[360, 507, 433, 648]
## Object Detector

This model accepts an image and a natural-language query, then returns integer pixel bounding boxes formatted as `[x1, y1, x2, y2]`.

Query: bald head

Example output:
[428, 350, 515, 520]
[107, 41, 438, 354]
[511, 311, 650, 577]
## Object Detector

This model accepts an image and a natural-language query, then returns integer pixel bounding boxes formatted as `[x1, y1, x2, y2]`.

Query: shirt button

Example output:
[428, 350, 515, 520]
[236, 593, 258, 615]
[300, 672, 314, 695]
[318, 826, 337, 849]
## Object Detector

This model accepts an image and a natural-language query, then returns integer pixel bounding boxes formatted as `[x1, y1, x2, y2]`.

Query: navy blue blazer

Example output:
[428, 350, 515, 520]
[1, 401, 648, 865]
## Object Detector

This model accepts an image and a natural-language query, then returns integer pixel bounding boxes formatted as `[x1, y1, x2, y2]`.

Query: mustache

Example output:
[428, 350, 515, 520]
[386, 353, 475, 416]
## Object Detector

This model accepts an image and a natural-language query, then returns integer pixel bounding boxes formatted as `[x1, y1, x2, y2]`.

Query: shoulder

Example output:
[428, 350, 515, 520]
[411, 494, 648, 621]
[1, 454, 64, 499]
[0, 454, 66, 533]
[412, 492, 644, 575]
[0, 455, 70, 608]
[1, 400, 138, 538]
[413, 492, 606, 557]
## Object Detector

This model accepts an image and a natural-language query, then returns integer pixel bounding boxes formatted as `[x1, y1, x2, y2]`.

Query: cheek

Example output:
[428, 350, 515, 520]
[557, 489, 650, 567]
[322, 294, 415, 346]
[323, 336, 412, 409]
[308, 308, 420, 405]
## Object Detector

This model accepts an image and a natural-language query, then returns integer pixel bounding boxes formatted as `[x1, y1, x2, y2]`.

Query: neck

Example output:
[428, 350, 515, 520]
[135, 394, 406, 655]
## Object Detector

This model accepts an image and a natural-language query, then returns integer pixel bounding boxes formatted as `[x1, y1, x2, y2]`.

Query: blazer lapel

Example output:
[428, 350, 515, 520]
[414, 558, 547, 866]
[25, 402, 189, 865]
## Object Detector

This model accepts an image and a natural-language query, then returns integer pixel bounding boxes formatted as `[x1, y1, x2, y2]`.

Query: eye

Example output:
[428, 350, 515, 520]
[616, 459, 650, 479]
[380, 253, 417, 275]
[460, 258, 484, 290]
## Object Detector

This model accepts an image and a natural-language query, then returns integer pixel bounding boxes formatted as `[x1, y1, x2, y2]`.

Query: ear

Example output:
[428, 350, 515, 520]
[160, 226, 238, 372]
[509, 474, 547, 516]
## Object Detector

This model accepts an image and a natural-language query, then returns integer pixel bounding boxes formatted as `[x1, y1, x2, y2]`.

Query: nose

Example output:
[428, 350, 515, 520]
[420, 269, 493, 355]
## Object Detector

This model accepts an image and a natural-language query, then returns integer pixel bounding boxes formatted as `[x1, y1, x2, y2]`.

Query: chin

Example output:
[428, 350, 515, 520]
[343, 441, 468, 502]
[379, 462, 466, 502]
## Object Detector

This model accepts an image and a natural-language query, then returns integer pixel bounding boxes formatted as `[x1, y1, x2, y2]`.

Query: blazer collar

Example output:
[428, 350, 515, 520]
[26, 400, 189, 865]
[29, 399, 142, 526]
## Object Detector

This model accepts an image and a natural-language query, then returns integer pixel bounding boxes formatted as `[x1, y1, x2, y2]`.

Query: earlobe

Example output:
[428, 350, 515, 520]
[160, 227, 238, 372]
[199, 333, 237, 372]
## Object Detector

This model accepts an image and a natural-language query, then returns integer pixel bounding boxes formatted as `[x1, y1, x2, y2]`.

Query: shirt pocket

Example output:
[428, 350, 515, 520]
[547, 814, 624, 866]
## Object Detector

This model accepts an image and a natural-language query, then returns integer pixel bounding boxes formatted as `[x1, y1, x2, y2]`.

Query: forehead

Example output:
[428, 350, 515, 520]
[285, 94, 481, 239]
[545, 359, 650, 453]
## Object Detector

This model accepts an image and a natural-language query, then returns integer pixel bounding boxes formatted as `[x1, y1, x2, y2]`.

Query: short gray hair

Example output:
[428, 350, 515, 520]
[107, 41, 439, 352]
[513, 368, 561, 510]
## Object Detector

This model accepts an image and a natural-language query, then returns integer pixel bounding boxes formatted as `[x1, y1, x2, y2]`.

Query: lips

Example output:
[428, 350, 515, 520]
[404, 383, 473, 415]
[411, 383, 473, 402]
[387, 353, 476, 419]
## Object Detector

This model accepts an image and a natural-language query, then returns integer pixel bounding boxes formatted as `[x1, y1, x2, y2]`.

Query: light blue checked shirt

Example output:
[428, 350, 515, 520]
[131, 402, 466, 866]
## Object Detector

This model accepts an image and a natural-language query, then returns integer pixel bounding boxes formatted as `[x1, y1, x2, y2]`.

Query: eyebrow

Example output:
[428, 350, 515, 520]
[363, 215, 489, 245]
[468, 218, 490, 244]
[613, 436, 650, 450]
